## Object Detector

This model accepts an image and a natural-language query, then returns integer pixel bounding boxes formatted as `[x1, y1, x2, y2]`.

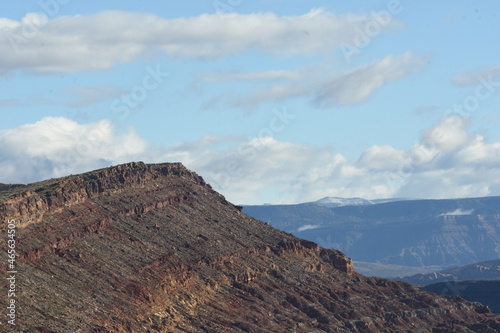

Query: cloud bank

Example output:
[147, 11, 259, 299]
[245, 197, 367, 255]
[2, 115, 500, 204]
[0, 9, 398, 74]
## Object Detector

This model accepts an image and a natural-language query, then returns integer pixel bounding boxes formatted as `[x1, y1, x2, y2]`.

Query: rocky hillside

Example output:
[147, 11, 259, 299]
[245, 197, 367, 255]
[422, 280, 500, 314]
[1, 162, 500, 332]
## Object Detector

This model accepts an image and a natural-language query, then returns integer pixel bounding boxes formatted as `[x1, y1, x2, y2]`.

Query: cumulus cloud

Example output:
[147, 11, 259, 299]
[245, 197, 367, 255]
[203, 52, 427, 109]
[358, 145, 406, 171]
[422, 115, 469, 152]
[0, 117, 148, 183]
[189, 136, 375, 203]
[0, 9, 398, 74]
[393, 115, 500, 199]
[0, 118, 390, 203]
[455, 135, 500, 166]
[3, 115, 500, 204]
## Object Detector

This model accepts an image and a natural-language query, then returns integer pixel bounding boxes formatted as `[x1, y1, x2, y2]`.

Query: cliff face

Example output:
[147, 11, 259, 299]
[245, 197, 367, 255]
[1, 162, 499, 332]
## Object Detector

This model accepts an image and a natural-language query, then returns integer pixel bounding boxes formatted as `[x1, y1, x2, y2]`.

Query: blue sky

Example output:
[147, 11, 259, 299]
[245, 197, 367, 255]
[1, 0, 500, 204]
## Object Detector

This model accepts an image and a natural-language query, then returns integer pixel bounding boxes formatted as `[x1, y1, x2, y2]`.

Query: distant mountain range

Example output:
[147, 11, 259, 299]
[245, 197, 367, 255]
[400, 259, 500, 285]
[243, 196, 500, 275]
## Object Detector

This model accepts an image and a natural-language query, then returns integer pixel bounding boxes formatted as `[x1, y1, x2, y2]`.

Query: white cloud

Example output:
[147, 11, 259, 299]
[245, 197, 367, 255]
[3, 115, 500, 204]
[358, 145, 406, 171]
[0, 117, 148, 183]
[422, 115, 469, 152]
[312, 52, 427, 106]
[455, 135, 500, 166]
[203, 52, 427, 109]
[0, 9, 399, 74]
[453, 65, 500, 86]
[394, 115, 500, 199]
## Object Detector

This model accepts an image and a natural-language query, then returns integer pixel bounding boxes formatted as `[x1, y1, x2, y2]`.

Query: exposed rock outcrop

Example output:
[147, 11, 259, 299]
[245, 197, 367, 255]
[0, 162, 205, 229]
[1, 162, 499, 332]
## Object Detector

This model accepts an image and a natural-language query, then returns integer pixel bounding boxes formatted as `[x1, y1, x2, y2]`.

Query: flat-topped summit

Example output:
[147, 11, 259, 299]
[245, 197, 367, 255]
[0, 162, 206, 228]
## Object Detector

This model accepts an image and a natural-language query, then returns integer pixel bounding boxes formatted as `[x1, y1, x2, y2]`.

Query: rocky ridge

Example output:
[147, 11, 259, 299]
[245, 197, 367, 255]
[1, 162, 499, 332]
